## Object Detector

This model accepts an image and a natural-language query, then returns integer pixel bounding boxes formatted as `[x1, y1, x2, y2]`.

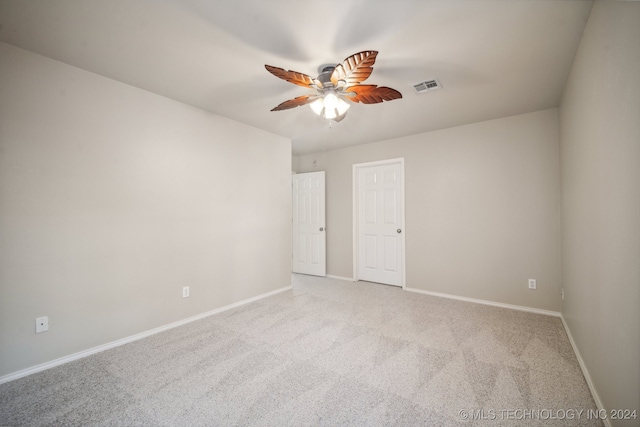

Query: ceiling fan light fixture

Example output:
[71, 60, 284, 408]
[309, 93, 351, 121]
[310, 98, 324, 115]
[323, 92, 339, 110]
[324, 107, 338, 120]
[336, 97, 350, 116]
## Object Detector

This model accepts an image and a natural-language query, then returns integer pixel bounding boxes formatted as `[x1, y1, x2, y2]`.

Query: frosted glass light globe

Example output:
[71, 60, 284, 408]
[323, 93, 338, 110]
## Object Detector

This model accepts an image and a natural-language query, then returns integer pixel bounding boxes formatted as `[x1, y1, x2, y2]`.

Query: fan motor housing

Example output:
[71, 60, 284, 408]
[317, 64, 337, 86]
[317, 71, 334, 86]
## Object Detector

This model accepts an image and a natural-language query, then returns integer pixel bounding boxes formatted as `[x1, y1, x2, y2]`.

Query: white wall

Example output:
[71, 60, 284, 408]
[0, 42, 292, 378]
[295, 109, 561, 312]
[559, 1, 640, 422]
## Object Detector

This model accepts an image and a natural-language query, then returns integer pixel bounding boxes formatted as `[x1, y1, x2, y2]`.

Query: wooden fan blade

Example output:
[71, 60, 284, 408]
[344, 85, 402, 104]
[271, 95, 319, 111]
[330, 50, 378, 86]
[265, 65, 318, 88]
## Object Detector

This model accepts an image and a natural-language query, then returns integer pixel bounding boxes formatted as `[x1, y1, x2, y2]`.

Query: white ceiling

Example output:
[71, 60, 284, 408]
[0, 0, 594, 155]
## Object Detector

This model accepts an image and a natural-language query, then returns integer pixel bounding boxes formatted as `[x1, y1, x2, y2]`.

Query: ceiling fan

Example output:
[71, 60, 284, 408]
[265, 50, 402, 122]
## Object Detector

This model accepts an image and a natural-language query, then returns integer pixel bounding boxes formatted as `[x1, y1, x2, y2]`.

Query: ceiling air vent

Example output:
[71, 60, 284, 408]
[413, 78, 442, 94]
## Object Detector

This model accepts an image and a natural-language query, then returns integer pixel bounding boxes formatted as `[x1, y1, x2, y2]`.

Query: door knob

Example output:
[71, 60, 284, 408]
[320, 227, 324, 231]
[397, 229, 402, 233]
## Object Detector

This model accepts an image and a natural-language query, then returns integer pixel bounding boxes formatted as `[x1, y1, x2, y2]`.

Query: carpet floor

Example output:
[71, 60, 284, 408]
[0, 274, 602, 426]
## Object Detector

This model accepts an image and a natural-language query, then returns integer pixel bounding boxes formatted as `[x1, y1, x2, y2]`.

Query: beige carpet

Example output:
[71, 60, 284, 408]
[0, 274, 601, 426]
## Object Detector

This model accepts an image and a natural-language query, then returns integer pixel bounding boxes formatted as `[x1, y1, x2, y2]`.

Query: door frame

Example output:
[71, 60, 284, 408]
[352, 158, 406, 288]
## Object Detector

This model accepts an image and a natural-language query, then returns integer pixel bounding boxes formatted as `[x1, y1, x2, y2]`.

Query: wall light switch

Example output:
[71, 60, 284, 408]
[182, 286, 190, 298]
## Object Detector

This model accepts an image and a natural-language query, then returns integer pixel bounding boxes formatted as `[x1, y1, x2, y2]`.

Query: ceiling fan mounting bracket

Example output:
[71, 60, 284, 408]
[317, 63, 337, 74]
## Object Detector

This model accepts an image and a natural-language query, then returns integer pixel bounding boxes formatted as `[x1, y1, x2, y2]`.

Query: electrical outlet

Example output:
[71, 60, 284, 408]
[561, 288, 564, 301]
[182, 286, 190, 298]
[528, 279, 537, 290]
[35, 316, 49, 333]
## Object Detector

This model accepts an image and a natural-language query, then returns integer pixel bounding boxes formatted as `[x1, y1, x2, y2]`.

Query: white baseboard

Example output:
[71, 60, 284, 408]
[560, 315, 611, 427]
[326, 274, 355, 281]
[0, 285, 292, 385]
[404, 287, 561, 317]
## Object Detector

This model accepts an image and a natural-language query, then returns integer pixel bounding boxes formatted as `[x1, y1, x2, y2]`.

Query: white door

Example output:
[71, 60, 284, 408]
[355, 160, 404, 287]
[292, 171, 326, 276]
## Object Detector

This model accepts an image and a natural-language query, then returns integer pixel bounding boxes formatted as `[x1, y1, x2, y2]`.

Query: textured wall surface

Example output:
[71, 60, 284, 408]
[295, 109, 561, 312]
[559, 1, 640, 422]
[0, 43, 292, 377]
